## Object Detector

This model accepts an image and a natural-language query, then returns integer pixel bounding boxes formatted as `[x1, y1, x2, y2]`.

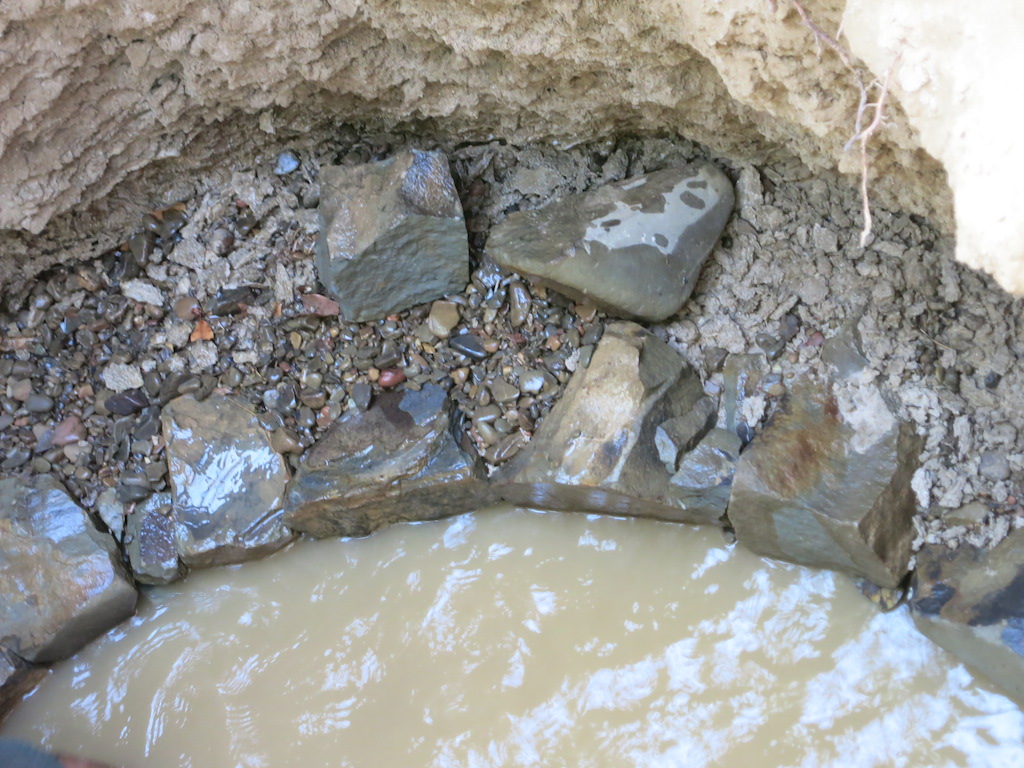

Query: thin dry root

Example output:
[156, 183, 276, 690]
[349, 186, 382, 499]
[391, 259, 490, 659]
[777, 0, 899, 248]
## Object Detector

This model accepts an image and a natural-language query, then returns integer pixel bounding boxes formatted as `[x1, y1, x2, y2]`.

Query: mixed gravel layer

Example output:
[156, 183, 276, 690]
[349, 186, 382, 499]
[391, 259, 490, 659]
[1, 133, 1021, 553]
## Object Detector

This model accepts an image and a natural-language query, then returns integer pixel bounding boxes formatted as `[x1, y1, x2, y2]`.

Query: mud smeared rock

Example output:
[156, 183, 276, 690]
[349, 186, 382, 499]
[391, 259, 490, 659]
[728, 377, 921, 588]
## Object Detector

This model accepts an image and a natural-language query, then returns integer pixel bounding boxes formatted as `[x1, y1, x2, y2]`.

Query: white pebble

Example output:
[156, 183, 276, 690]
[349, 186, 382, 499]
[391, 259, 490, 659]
[188, 341, 218, 371]
[101, 362, 144, 393]
[121, 278, 165, 307]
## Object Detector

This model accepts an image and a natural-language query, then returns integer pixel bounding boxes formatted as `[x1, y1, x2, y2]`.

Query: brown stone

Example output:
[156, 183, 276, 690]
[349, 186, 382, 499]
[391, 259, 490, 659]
[0, 475, 137, 663]
[494, 321, 725, 525]
[284, 383, 490, 538]
[729, 378, 922, 587]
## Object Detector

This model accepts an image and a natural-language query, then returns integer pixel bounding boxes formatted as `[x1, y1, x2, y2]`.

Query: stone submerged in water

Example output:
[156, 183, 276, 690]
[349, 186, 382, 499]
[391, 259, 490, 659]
[494, 321, 730, 525]
[316, 150, 469, 322]
[162, 395, 295, 568]
[486, 163, 734, 322]
[728, 377, 922, 588]
[284, 383, 490, 538]
[0, 475, 137, 663]
[911, 529, 1024, 705]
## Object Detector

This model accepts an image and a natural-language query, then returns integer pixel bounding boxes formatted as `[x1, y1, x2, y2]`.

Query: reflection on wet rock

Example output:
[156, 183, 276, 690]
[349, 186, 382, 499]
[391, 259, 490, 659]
[284, 383, 489, 538]
[0, 475, 136, 663]
[912, 529, 1024, 705]
[494, 321, 725, 525]
[0, 647, 46, 722]
[487, 164, 733, 321]
[316, 150, 468, 322]
[161, 395, 294, 568]
[729, 376, 922, 588]
[125, 493, 183, 586]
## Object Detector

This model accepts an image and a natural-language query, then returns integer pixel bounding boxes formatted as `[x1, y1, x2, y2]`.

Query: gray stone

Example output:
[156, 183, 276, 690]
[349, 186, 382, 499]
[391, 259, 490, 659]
[729, 378, 922, 587]
[911, 530, 1024, 706]
[494, 321, 725, 526]
[315, 150, 468, 322]
[654, 395, 718, 470]
[722, 353, 763, 435]
[162, 395, 295, 568]
[0, 646, 46, 722]
[486, 163, 733, 321]
[979, 450, 1011, 482]
[95, 488, 125, 541]
[670, 429, 743, 522]
[0, 475, 137, 663]
[284, 383, 490, 538]
[125, 493, 182, 585]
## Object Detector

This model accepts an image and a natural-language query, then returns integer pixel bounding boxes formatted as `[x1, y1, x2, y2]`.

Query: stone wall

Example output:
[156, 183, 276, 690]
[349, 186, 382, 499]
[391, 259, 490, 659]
[3, 0, 1018, 302]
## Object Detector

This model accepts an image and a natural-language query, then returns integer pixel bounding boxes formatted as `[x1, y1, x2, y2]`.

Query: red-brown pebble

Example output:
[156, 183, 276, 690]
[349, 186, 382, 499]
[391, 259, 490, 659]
[379, 368, 406, 388]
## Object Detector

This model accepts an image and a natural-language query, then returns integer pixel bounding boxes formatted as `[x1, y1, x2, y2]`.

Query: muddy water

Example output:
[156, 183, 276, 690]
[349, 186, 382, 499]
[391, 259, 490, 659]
[4, 507, 1024, 767]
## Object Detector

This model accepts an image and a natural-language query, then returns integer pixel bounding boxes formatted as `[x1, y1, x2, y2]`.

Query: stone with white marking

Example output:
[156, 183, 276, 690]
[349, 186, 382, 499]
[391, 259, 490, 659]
[486, 164, 734, 321]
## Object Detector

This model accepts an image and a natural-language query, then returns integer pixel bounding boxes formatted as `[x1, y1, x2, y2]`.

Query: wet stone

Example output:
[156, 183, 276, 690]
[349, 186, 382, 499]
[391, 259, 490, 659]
[96, 489, 125, 541]
[0, 474, 137, 663]
[125, 493, 183, 586]
[105, 389, 149, 416]
[162, 395, 295, 568]
[912, 529, 1024, 706]
[487, 164, 734, 322]
[450, 332, 488, 360]
[285, 383, 491, 538]
[1, 645, 48, 721]
[427, 300, 461, 339]
[493, 321, 722, 526]
[316, 150, 469, 322]
[729, 377, 922, 588]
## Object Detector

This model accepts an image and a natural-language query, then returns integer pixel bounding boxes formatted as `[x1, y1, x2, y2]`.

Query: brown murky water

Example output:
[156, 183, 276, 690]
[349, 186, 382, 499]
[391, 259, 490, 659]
[4, 507, 1024, 767]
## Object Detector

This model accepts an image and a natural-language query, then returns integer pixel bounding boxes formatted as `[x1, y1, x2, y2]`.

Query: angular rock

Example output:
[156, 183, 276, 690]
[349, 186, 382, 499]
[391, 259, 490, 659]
[316, 150, 468, 321]
[654, 395, 718, 470]
[670, 429, 743, 522]
[162, 395, 294, 568]
[729, 377, 922, 587]
[494, 321, 726, 526]
[0, 475, 137, 663]
[125, 493, 183, 585]
[284, 383, 490, 538]
[486, 164, 734, 321]
[0, 646, 47, 721]
[911, 530, 1024, 705]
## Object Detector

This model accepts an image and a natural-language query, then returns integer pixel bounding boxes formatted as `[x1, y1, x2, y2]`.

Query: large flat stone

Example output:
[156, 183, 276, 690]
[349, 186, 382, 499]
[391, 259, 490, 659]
[316, 150, 468, 322]
[494, 321, 726, 525]
[729, 378, 922, 587]
[0, 475, 137, 663]
[486, 164, 734, 321]
[284, 383, 490, 538]
[911, 530, 1024, 705]
[162, 395, 294, 568]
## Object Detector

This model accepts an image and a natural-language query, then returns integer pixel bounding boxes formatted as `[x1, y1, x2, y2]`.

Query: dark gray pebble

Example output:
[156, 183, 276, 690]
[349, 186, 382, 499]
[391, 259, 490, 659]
[450, 333, 489, 360]
[105, 389, 149, 416]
